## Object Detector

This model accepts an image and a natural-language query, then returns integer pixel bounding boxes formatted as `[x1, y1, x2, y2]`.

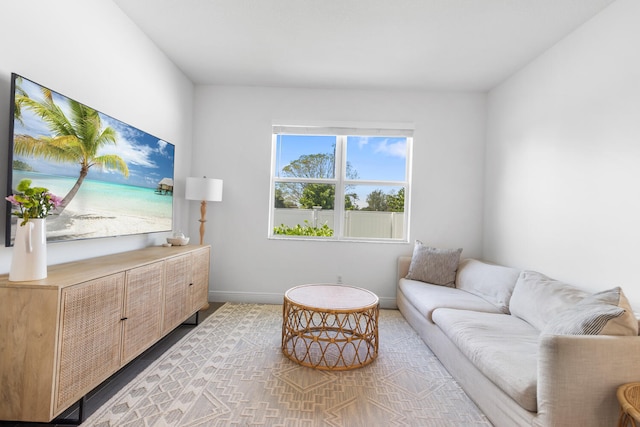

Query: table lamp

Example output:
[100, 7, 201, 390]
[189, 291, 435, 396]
[185, 176, 223, 245]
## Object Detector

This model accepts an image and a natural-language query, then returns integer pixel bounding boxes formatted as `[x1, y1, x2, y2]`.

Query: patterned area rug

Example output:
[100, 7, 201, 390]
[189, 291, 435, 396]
[83, 303, 492, 426]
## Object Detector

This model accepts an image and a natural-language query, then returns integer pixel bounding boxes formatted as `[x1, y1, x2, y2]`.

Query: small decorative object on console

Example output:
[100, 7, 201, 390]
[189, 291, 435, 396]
[167, 231, 189, 246]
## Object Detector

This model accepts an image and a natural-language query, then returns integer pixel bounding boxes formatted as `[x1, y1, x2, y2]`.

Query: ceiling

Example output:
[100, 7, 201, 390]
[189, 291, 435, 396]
[113, 0, 615, 91]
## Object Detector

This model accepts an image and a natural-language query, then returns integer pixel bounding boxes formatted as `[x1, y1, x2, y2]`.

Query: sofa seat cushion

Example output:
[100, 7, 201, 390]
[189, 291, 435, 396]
[398, 278, 503, 322]
[432, 308, 539, 412]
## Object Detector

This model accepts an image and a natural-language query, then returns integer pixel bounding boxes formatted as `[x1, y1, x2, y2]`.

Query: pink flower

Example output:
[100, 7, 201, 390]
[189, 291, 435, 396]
[48, 193, 63, 208]
[5, 195, 19, 206]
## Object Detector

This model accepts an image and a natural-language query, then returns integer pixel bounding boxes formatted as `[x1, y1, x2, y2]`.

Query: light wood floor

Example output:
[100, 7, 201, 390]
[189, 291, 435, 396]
[0, 302, 225, 427]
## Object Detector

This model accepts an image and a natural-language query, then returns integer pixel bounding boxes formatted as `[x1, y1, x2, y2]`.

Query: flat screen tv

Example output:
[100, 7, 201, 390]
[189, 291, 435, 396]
[5, 73, 175, 246]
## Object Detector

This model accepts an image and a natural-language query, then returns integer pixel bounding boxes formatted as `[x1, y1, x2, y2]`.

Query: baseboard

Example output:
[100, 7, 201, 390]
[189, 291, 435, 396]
[209, 290, 397, 309]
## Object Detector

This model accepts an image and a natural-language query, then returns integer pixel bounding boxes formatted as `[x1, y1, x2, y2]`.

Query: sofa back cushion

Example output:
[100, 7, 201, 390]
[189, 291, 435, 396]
[509, 271, 589, 331]
[455, 259, 521, 313]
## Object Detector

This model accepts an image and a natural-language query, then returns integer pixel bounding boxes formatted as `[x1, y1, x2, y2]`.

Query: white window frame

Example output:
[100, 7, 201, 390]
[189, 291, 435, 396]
[269, 123, 413, 243]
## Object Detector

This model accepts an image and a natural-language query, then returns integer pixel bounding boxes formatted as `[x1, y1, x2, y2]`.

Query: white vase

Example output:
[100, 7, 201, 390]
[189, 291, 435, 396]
[9, 218, 47, 281]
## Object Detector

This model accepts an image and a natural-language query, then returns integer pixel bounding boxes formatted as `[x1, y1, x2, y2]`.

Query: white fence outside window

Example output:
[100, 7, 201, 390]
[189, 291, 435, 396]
[273, 208, 404, 239]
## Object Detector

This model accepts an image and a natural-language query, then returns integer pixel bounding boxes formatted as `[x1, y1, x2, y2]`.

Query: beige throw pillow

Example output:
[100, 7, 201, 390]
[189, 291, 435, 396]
[405, 241, 462, 287]
[543, 287, 638, 336]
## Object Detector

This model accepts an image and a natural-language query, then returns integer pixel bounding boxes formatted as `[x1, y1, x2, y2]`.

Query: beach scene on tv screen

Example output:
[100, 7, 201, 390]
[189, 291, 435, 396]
[7, 75, 174, 244]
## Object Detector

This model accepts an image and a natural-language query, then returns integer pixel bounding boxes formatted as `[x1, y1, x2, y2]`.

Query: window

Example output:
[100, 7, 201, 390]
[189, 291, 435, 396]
[269, 125, 412, 242]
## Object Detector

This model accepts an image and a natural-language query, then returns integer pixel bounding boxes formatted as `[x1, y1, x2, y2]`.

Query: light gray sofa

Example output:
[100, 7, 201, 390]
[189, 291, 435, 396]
[396, 256, 640, 427]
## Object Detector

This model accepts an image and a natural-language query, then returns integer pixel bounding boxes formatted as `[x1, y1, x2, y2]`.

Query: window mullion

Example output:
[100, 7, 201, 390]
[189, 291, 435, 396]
[274, 177, 336, 185]
[269, 134, 278, 235]
[343, 179, 407, 187]
[333, 135, 346, 239]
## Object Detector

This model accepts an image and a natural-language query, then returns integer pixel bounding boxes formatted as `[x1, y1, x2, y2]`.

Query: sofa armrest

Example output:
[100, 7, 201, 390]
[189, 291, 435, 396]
[397, 256, 411, 283]
[536, 333, 640, 427]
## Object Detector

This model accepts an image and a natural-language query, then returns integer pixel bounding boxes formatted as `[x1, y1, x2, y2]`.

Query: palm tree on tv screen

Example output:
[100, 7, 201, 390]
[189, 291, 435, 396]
[13, 85, 129, 214]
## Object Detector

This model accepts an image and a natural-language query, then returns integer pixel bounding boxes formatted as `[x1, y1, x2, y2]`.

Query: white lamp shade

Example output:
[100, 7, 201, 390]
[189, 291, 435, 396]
[185, 177, 223, 202]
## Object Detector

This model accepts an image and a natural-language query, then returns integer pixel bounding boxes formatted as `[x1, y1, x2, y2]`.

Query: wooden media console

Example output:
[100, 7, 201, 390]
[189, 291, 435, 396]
[0, 245, 210, 423]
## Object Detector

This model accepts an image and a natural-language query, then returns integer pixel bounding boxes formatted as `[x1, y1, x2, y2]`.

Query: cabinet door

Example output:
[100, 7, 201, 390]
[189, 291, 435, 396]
[162, 253, 192, 334]
[121, 262, 164, 364]
[189, 247, 210, 313]
[55, 273, 125, 414]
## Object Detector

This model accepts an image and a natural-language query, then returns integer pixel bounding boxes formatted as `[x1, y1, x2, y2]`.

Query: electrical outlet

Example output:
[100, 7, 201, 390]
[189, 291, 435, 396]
[337, 275, 343, 284]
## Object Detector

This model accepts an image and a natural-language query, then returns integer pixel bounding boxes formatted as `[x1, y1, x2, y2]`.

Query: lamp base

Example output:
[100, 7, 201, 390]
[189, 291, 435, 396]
[198, 200, 207, 245]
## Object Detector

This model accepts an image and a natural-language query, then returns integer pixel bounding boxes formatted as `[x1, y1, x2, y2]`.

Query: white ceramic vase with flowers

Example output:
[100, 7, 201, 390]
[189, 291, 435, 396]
[5, 179, 62, 281]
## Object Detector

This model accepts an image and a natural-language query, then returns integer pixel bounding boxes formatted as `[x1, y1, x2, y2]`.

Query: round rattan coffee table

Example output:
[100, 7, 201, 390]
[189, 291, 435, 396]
[282, 284, 379, 370]
[618, 382, 640, 427]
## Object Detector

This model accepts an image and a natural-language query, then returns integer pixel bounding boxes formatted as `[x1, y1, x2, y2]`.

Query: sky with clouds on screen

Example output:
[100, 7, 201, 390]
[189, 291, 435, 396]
[12, 76, 174, 190]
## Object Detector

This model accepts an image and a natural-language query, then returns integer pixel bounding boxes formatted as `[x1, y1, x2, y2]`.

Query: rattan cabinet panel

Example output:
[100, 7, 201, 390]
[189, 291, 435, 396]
[55, 273, 125, 413]
[121, 262, 164, 364]
[162, 247, 210, 334]
[0, 245, 210, 423]
[163, 253, 193, 334]
[189, 247, 210, 314]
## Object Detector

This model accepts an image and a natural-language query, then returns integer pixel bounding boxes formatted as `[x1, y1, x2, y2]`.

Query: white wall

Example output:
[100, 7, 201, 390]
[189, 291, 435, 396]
[0, 0, 194, 270]
[484, 0, 640, 308]
[193, 86, 486, 307]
